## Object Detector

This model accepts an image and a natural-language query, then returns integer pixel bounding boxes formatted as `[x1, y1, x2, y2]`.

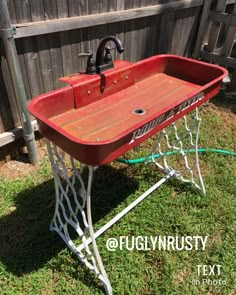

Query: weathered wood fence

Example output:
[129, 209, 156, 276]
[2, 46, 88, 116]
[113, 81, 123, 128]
[194, 0, 236, 88]
[0, 0, 205, 156]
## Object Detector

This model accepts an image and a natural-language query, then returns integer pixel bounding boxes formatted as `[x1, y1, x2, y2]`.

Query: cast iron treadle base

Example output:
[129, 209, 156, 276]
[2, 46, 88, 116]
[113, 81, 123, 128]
[46, 107, 205, 295]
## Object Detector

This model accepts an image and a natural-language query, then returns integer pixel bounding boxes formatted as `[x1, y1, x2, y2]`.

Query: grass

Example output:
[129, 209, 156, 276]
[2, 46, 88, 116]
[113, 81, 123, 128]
[0, 93, 236, 295]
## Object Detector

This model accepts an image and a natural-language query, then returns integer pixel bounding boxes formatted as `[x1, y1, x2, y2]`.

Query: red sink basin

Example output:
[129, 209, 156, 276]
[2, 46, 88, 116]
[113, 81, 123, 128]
[28, 54, 227, 166]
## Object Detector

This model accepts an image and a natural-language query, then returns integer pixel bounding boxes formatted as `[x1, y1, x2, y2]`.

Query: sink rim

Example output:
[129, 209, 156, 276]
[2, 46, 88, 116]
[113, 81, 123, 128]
[28, 54, 228, 147]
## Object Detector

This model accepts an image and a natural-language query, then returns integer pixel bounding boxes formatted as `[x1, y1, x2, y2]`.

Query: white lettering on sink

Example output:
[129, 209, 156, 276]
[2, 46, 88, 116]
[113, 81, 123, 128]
[129, 92, 204, 144]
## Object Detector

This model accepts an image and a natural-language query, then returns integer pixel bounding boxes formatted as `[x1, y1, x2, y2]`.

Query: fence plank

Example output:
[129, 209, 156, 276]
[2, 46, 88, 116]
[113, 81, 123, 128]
[13, 0, 31, 23]
[71, 29, 82, 74]
[77, 0, 88, 73]
[57, 0, 74, 77]
[184, 6, 202, 56]
[29, 0, 45, 22]
[117, 0, 125, 11]
[60, 36, 74, 76]
[6, 0, 17, 24]
[206, 0, 227, 52]
[209, 11, 236, 26]
[0, 120, 38, 147]
[1, 57, 20, 127]
[113, 0, 125, 60]
[221, 2, 236, 56]
[125, 0, 137, 9]
[56, 0, 69, 18]
[88, 0, 99, 14]
[21, 38, 44, 98]
[226, 0, 236, 4]
[0, 58, 15, 132]
[15, 39, 33, 101]
[98, 0, 109, 13]
[200, 50, 236, 68]
[78, 0, 88, 16]
[140, 16, 151, 59]
[192, 0, 212, 58]
[159, 12, 175, 53]
[88, 3, 107, 68]
[137, 0, 148, 60]
[144, 15, 156, 57]
[172, 7, 200, 56]
[14, 1, 204, 38]
[108, 0, 118, 12]
[35, 35, 54, 93]
[123, 2, 138, 62]
[48, 33, 65, 89]
[69, 0, 82, 74]
[43, 0, 58, 20]
[79, 27, 90, 72]
[68, 0, 80, 17]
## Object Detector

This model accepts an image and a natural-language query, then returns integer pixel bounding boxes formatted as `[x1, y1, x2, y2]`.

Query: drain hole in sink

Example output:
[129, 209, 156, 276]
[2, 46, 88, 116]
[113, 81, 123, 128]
[132, 108, 146, 115]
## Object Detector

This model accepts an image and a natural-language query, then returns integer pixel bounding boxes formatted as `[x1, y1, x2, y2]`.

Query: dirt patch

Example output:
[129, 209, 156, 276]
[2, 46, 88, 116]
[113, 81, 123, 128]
[0, 144, 47, 180]
[206, 231, 223, 250]
[173, 267, 189, 287]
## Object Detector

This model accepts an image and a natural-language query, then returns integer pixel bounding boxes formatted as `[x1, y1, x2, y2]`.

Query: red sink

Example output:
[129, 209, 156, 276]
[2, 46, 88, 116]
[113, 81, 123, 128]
[28, 54, 227, 166]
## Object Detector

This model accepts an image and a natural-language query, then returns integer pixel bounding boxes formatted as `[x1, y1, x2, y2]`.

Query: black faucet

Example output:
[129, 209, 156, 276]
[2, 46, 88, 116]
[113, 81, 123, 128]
[95, 35, 124, 74]
[80, 36, 124, 75]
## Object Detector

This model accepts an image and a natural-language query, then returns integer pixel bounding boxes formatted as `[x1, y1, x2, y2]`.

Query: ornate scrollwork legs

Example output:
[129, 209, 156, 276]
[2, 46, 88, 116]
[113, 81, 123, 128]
[45, 107, 205, 294]
[146, 107, 206, 194]
[46, 141, 112, 294]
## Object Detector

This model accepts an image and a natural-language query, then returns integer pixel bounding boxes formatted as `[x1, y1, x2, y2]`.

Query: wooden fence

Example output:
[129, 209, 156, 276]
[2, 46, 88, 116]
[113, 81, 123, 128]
[193, 0, 236, 88]
[0, 0, 204, 150]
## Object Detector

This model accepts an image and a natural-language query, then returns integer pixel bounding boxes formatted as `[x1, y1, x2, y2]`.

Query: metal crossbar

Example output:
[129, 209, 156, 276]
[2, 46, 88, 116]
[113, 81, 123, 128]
[46, 107, 205, 295]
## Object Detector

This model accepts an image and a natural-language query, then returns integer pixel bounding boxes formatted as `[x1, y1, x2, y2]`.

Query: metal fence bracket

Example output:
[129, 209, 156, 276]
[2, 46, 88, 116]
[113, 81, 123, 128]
[0, 26, 16, 40]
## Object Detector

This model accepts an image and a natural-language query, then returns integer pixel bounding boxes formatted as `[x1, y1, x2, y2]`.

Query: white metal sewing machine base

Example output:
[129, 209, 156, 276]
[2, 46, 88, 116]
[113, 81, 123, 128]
[46, 108, 205, 295]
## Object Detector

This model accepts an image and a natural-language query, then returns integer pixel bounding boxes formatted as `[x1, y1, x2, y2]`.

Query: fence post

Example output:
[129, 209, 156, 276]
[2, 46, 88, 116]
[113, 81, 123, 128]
[0, 0, 38, 165]
[192, 0, 212, 59]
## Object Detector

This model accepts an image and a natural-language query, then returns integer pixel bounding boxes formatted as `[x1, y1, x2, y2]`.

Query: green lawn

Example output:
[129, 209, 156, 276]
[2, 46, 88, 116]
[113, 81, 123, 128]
[0, 92, 235, 295]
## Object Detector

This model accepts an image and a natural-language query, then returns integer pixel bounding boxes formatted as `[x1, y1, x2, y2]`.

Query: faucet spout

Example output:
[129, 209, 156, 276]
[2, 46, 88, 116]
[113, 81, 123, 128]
[95, 35, 124, 73]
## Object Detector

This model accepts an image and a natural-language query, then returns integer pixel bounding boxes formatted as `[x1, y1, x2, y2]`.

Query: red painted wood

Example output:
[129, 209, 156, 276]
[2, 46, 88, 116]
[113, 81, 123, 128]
[59, 60, 133, 85]
[28, 54, 227, 166]
[52, 73, 198, 142]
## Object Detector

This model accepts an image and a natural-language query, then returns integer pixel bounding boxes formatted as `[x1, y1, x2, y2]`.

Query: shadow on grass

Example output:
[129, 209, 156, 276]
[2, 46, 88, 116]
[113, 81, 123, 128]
[211, 90, 236, 114]
[0, 165, 138, 280]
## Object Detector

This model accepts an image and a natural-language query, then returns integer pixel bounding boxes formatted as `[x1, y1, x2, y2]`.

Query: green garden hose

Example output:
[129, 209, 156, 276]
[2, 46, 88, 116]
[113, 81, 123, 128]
[115, 148, 236, 164]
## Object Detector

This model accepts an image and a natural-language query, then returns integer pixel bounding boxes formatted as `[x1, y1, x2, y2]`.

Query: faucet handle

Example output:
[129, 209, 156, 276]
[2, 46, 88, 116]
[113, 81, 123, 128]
[78, 50, 93, 57]
[78, 50, 97, 74]
[104, 46, 113, 65]
[105, 46, 117, 51]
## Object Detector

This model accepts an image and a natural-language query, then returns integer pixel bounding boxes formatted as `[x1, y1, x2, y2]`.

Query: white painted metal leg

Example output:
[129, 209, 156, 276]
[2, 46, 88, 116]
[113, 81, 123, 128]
[146, 107, 206, 194]
[45, 108, 205, 295]
[46, 141, 112, 294]
[45, 140, 176, 294]
[86, 166, 112, 295]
